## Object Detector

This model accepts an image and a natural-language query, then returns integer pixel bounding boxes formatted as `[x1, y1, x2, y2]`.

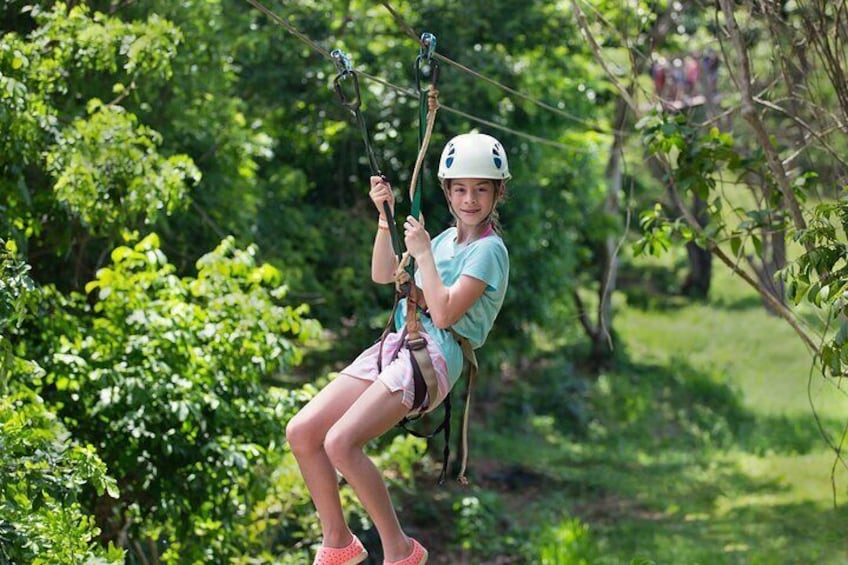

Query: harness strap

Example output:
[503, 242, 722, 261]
[451, 330, 478, 485]
[407, 336, 440, 416]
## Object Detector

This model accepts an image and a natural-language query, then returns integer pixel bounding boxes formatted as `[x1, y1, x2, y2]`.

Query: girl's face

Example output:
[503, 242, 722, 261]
[448, 178, 499, 228]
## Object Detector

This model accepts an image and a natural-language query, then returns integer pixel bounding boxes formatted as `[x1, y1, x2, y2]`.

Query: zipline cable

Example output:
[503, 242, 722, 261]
[357, 69, 599, 153]
[378, 0, 618, 136]
[242, 0, 599, 153]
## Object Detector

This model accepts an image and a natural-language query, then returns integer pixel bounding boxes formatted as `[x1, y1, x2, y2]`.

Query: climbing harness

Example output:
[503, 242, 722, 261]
[331, 34, 479, 485]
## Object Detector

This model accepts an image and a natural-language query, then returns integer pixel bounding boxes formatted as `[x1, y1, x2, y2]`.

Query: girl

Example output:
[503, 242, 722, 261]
[285, 132, 510, 565]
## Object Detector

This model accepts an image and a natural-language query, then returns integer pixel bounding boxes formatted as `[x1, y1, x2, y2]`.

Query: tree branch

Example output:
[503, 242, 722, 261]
[569, 0, 639, 114]
[666, 176, 819, 353]
[718, 0, 810, 241]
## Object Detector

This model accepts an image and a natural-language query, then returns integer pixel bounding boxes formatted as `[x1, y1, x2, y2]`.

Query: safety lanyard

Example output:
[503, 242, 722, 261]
[412, 32, 438, 225]
[331, 48, 403, 261]
[330, 33, 439, 271]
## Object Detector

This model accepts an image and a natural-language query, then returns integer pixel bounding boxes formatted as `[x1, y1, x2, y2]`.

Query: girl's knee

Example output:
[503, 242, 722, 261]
[323, 425, 358, 470]
[285, 414, 321, 455]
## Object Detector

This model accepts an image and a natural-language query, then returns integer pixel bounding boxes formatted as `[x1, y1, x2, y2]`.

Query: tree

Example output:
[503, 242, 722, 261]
[0, 3, 199, 287]
[590, 0, 848, 484]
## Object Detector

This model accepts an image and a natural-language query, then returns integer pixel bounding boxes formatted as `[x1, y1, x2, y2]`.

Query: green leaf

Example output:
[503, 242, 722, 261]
[730, 236, 742, 257]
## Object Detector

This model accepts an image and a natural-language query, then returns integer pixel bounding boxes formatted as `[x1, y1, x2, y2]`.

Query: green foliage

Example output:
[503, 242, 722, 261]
[47, 99, 199, 234]
[0, 386, 124, 565]
[0, 1, 205, 292]
[782, 187, 848, 376]
[0, 241, 122, 565]
[635, 112, 760, 258]
[536, 517, 595, 565]
[449, 489, 526, 558]
[30, 233, 320, 562]
[0, 239, 36, 337]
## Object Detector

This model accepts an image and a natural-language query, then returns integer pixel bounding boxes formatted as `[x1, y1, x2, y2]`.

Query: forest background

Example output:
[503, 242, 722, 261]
[2, 1, 848, 563]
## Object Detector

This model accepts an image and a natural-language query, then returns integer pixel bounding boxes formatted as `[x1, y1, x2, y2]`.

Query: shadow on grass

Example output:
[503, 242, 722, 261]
[617, 260, 773, 314]
[709, 291, 766, 312]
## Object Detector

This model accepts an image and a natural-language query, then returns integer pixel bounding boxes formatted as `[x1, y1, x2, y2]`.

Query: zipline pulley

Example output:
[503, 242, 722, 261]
[414, 32, 439, 94]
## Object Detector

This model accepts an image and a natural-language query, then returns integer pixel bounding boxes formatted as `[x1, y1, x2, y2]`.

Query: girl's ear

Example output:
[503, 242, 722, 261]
[496, 180, 506, 201]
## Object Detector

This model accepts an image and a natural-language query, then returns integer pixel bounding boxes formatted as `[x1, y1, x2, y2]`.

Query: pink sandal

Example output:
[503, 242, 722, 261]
[383, 538, 428, 565]
[313, 534, 368, 565]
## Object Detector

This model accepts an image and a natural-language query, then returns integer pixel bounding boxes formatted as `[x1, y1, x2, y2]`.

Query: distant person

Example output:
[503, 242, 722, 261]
[286, 132, 511, 565]
[702, 48, 720, 99]
[670, 57, 685, 102]
[684, 55, 700, 97]
[650, 59, 668, 99]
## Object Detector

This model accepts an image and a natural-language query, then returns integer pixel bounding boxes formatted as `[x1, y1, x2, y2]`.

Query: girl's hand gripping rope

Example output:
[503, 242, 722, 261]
[369, 175, 395, 220]
[403, 215, 431, 260]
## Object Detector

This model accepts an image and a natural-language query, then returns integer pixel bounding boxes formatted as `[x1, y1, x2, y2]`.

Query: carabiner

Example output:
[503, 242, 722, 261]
[330, 48, 353, 74]
[414, 32, 439, 93]
[331, 49, 361, 112]
[419, 32, 437, 61]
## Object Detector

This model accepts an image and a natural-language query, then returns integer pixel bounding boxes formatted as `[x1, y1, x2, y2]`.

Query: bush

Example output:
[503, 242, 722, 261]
[0, 384, 124, 565]
[1, 239, 121, 564]
[535, 516, 596, 565]
[28, 234, 321, 563]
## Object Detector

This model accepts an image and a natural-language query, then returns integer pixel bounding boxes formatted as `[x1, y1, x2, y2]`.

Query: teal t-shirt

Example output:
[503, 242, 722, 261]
[396, 227, 509, 386]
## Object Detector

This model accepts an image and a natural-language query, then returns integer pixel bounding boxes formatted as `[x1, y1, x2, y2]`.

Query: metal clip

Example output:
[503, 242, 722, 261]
[415, 32, 439, 92]
[330, 48, 353, 74]
[331, 48, 360, 111]
[419, 32, 437, 61]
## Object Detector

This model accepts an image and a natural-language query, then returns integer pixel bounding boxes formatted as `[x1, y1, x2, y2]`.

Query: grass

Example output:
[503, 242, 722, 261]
[407, 250, 848, 564]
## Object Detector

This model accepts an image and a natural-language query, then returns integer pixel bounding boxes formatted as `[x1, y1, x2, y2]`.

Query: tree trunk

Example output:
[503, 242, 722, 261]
[681, 193, 712, 298]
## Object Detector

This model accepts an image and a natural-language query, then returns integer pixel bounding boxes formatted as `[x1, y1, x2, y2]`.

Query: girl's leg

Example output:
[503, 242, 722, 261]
[285, 375, 372, 547]
[323, 381, 416, 562]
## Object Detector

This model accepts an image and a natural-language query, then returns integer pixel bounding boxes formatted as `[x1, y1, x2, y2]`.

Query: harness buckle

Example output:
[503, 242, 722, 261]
[406, 336, 427, 351]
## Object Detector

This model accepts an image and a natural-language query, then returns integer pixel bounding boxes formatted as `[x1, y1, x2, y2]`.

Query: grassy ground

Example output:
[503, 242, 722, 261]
[582, 264, 848, 564]
[401, 256, 848, 564]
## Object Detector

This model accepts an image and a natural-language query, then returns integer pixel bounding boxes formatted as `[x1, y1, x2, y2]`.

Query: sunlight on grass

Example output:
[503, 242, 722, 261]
[716, 451, 848, 512]
[618, 259, 848, 419]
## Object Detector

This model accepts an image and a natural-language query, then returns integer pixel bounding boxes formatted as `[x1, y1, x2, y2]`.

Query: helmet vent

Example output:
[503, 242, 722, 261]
[492, 145, 503, 169]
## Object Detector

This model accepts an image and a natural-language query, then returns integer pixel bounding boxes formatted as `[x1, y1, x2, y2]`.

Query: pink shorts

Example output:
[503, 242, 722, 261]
[340, 330, 450, 411]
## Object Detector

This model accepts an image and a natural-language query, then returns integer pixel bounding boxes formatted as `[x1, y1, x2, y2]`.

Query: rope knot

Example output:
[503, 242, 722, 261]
[427, 87, 440, 112]
[393, 252, 411, 294]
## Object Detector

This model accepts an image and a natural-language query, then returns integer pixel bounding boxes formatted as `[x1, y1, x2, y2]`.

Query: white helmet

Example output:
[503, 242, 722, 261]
[437, 133, 511, 181]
